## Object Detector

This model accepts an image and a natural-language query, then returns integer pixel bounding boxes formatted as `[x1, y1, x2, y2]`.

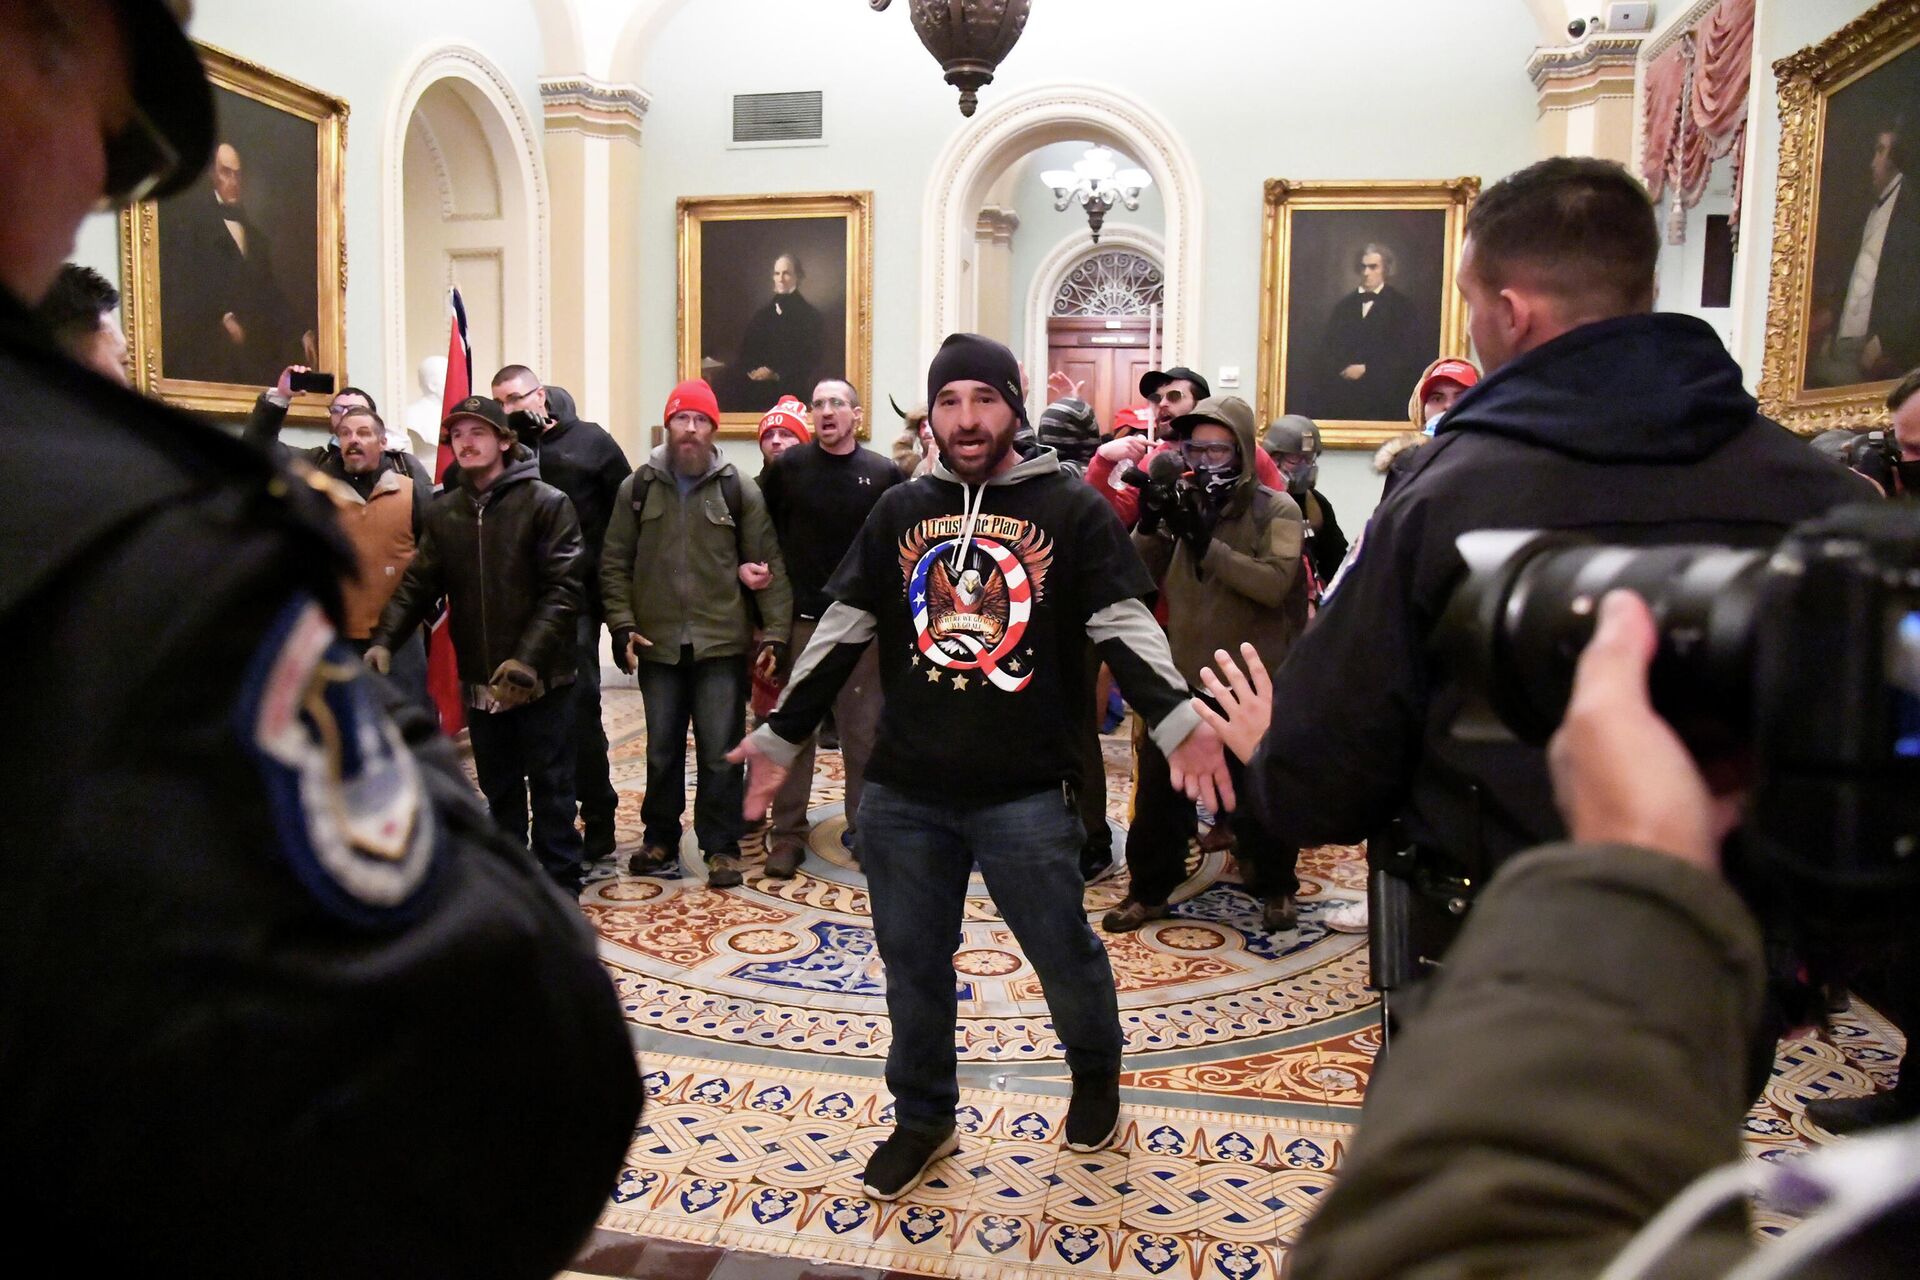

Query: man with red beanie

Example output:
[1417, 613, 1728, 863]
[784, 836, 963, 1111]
[755, 395, 811, 482]
[601, 379, 791, 886]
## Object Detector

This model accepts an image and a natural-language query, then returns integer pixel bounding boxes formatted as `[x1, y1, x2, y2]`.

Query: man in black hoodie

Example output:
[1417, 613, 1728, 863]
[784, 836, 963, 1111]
[730, 334, 1234, 1203]
[368, 396, 587, 891]
[492, 366, 633, 859]
[1241, 158, 1874, 938]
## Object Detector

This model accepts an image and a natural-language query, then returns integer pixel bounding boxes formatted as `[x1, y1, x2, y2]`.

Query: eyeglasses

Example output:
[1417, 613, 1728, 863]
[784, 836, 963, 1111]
[1180, 441, 1236, 463]
[813, 397, 851, 411]
[99, 102, 179, 209]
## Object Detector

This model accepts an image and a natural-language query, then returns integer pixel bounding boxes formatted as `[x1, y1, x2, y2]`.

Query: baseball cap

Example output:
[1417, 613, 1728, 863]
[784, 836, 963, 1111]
[109, 2, 216, 203]
[441, 395, 511, 437]
[1417, 358, 1480, 402]
[1139, 366, 1212, 401]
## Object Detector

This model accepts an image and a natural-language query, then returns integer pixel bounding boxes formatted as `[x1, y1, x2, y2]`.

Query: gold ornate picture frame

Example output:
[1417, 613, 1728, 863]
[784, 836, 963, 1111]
[1256, 178, 1478, 449]
[677, 191, 873, 438]
[119, 43, 348, 425]
[1758, 0, 1920, 432]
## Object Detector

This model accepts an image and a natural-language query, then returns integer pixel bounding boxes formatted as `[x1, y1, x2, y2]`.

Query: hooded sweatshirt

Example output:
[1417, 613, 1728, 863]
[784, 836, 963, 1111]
[749, 445, 1202, 806]
[1248, 312, 1877, 878]
[526, 386, 631, 616]
[1134, 410, 1307, 682]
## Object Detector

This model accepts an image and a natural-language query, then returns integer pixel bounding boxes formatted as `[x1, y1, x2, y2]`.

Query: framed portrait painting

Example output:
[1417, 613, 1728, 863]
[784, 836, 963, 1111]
[119, 43, 347, 425]
[1256, 178, 1479, 448]
[1758, 0, 1920, 431]
[678, 191, 873, 436]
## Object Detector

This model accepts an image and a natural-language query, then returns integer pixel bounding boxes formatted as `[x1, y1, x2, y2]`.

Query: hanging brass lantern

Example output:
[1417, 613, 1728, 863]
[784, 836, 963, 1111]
[870, 0, 1032, 117]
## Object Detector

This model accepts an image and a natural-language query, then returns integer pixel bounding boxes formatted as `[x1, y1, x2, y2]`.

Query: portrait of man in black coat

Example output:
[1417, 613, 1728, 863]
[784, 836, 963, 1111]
[158, 140, 314, 386]
[1809, 114, 1920, 389]
[1313, 242, 1417, 422]
[718, 253, 825, 414]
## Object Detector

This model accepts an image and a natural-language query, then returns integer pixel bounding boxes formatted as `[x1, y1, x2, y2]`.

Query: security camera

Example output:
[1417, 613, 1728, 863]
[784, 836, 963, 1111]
[1568, 17, 1587, 38]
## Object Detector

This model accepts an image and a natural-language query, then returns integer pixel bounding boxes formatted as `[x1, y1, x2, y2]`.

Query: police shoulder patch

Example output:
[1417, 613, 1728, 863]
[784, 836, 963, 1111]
[237, 596, 438, 926]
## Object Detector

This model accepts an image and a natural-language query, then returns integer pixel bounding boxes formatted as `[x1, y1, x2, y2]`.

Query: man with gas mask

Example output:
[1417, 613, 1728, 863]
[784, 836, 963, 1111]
[1261, 414, 1347, 589]
[1103, 395, 1312, 934]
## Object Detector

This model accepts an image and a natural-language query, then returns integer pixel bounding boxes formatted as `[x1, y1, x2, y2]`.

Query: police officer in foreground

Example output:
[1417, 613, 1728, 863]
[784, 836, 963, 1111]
[0, 3, 640, 1274]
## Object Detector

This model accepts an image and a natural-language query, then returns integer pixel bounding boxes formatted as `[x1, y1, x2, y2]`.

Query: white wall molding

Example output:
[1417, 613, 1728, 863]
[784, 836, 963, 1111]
[383, 43, 550, 415]
[540, 74, 651, 144]
[1023, 224, 1167, 404]
[921, 82, 1201, 376]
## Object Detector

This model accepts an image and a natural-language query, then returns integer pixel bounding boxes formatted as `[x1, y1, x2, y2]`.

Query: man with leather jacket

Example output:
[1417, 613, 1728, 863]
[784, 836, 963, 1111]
[369, 395, 588, 890]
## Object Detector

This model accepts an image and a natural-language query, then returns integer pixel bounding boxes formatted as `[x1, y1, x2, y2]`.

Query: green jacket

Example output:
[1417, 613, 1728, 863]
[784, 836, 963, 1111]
[1133, 396, 1307, 684]
[1289, 844, 1767, 1280]
[600, 446, 792, 663]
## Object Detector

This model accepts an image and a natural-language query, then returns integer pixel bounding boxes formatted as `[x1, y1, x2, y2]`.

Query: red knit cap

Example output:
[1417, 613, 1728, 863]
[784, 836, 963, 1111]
[664, 378, 720, 427]
[758, 396, 812, 445]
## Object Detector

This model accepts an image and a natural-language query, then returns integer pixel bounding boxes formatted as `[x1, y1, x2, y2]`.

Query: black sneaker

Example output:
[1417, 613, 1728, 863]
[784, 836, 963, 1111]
[861, 1125, 958, 1201]
[583, 822, 617, 861]
[1805, 1090, 1920, 1136]
[1065, 1075, 1120, 1152]
[1079, 841, 1114, 882]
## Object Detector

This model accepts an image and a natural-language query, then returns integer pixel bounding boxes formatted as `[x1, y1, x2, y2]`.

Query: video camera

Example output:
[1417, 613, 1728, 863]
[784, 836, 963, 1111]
[1120, 449, 1208, 538]
[1441, 501, 1920, 908]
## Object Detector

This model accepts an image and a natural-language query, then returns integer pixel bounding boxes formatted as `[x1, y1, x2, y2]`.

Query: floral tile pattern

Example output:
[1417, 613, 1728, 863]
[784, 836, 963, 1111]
[561, 687, 1908, 1277]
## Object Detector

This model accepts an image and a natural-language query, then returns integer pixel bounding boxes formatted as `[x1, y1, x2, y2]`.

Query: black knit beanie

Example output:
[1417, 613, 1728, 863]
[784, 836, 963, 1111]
[926, 332, 1029, 430]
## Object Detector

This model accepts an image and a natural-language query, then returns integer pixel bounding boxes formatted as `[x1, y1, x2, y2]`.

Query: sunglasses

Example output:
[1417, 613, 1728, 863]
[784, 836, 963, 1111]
[1180, 441, 1236, 463]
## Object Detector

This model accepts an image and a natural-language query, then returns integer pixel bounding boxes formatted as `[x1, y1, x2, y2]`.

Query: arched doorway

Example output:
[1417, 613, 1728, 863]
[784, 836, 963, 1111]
[1039, 244, 1166, 429]
[383, 47, 548, 425]
[920, 82, 1201, 376]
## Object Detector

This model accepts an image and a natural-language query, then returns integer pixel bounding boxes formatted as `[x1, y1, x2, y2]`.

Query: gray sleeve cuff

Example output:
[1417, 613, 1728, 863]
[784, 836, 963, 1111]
[1148, 701, 1203, 757]
[747, 722, 805, 768]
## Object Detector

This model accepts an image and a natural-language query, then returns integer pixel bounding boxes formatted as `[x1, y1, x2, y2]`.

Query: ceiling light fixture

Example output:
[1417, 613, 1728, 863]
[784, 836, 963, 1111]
[869, 0, 1031, 118]
[1039, 146, 1152, 243]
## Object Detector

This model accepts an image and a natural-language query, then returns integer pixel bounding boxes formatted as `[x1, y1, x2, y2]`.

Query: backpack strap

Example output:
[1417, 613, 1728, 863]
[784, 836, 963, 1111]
[632, 465, 752, 570]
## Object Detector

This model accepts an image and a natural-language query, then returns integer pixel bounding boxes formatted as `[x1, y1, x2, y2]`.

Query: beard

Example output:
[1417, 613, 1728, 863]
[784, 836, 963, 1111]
[935, 422, 1016, 482]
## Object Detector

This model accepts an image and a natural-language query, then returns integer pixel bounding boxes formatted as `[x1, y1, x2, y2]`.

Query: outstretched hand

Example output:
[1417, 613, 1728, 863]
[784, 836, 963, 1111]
[1548, 591, 1741, 870]
[726, 735, 790, 821]
[1167, 720, 1235, 814]
[1192, 643, 1272, 764]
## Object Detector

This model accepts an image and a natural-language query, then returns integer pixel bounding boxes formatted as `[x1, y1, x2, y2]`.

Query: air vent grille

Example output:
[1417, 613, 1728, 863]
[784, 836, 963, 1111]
[733, 91, 824, 144]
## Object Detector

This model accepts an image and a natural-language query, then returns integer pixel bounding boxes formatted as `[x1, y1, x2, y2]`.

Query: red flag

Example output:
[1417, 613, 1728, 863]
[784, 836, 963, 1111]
[426, 289, 472, 733]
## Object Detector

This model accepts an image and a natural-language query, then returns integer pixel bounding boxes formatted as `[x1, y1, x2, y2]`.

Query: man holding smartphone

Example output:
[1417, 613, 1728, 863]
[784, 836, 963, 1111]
[368, 395, 589, 891]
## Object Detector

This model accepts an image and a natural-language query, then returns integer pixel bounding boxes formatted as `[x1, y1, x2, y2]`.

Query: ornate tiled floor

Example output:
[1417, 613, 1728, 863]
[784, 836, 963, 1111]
[550, 683, 1907, 1279]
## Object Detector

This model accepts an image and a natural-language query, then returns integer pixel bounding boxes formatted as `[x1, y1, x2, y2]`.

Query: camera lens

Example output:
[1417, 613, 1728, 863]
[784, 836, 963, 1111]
[1443, 530, 1766, 746]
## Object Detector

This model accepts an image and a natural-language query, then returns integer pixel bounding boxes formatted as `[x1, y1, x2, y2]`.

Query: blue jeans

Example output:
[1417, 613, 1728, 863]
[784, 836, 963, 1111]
[466, 686, 581, 881]
[858, 781, 1123, 1132]
[634, 646, 747, 856]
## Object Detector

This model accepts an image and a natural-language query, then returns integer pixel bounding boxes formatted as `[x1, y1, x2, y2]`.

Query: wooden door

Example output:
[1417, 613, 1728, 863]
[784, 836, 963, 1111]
[1046, 316, 1154, 431]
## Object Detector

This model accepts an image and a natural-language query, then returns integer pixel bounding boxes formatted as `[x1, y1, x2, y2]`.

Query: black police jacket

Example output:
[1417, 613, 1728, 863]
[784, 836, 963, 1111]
[0, 289, 638, 1277]
[1249, 313, 1878, 881]
[373, 445, 585, 691]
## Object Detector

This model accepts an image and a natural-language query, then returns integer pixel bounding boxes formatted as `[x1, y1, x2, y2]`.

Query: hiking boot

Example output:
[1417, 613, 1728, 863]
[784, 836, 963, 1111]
[765, 843, 804, 879]
[861, 1125, 958, 1201]
[1065, 1075, 1121, 1152]
[1261, 894, 1299, 933]
[1101, 898, 1168, 933]
[705, 852, 744, 889]
[1321, 898, 1369, 934]
[1805, 1090, 1920, 1136]
[625, 843, 676, 876]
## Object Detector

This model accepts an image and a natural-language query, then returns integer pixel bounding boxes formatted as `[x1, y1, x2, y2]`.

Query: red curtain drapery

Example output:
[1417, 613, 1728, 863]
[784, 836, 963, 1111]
[1640, 0, 1755, 245]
